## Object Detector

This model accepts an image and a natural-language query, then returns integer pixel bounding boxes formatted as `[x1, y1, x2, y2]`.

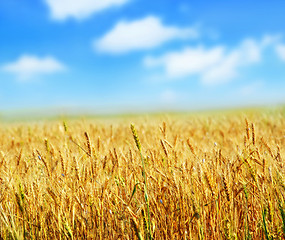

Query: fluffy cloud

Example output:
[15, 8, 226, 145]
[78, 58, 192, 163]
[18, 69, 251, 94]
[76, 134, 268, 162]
[94, 16, 198, 54]
[1, 55, 66, 81]
[144, 37, 270, 85]
[144, 46, 225, 78]
[202, 39, 261, 85]
[275, 44, 285, 61]
[45, 0, 130, 20]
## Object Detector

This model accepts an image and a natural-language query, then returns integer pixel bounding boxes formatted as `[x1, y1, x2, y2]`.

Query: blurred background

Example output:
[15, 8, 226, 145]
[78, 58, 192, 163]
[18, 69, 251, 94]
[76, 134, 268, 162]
[0, 0, 285, 117]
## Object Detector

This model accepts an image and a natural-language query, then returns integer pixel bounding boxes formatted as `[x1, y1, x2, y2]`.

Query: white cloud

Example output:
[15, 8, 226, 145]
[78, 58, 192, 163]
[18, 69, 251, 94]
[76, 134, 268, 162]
[45, 0, 130, 20]
[275, 44, 285, 61]
[144, 45, 225, 78]
[94, 16, 198, 54]
[144, 36, 272, 85]
[202, 39, 262, 85]
[261, 34, 282, 47]
[1, 55, 66, 81]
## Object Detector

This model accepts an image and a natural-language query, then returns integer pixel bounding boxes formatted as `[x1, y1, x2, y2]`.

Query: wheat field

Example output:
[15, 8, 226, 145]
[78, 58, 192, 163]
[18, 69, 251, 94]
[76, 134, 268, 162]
[0, 109, 285, 239]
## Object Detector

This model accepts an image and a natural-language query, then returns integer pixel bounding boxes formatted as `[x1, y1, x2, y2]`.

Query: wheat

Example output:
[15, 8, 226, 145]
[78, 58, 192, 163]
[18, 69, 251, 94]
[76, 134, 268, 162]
[186, 138, 196, 156]
[204, 172, 215, 196]
[222, 174, 230, 202]
[59, 150, 66, 175]
[0, 109, 283, 239]
[160, 139, 168, 158]
[245, 118, 250, 140]
[251, 123, 255, 145]
[84, 131, 92, 156]
[130, 124, 142, 152]
[36, 149, 51, 177]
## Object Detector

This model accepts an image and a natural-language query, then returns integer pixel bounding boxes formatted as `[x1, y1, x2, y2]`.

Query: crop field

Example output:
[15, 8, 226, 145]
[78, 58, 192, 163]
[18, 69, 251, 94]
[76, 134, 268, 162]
[0, 109, 285, 239]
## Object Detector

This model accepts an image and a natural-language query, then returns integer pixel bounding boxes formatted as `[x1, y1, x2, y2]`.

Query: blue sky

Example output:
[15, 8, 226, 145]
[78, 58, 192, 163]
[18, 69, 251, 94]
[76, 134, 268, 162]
[1, 0, 285, 114]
